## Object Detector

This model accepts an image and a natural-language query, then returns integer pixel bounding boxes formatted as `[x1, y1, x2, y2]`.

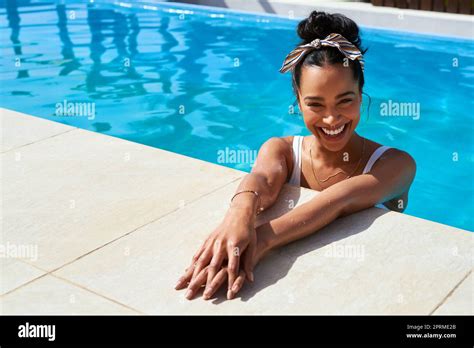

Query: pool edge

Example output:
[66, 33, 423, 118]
[1, 107, 472, 315]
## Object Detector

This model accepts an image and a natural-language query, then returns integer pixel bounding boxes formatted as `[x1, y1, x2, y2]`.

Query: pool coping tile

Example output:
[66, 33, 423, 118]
[2, 109, 244, 272]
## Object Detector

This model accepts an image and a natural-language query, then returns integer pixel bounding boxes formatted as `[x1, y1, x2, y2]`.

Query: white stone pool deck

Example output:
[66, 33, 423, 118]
[0, 107, 472, 315]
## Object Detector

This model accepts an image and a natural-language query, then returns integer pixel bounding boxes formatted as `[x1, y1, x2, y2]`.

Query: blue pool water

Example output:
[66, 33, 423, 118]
[1, 0, 473, 231]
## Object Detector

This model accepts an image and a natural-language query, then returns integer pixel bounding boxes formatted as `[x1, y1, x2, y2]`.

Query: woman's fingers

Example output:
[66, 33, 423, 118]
[205, 243, 225, 294]
[191, 239, 207, 264]
[242, 239, 256, 282]
[226, 243, 241, 300]
[229, 270, 246, 298]
[186, 267, 208, 300]
[176, 237, 210, 290]
[175, 242, 209, 290]
[191, 245, 213, 282]
[184, 267, 246, 300]
[181, 265, 247, 300]
[175, 263, 195, 290]
[203, 267, 228, 300]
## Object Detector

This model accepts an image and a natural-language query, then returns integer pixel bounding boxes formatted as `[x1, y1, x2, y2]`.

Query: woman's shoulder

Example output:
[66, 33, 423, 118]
[362, 137, 416, 173]
[280, 135, 293, 145]
[258, 136, 294, 160]
[280, 135, 310, 147]
[364, 137, 411, 158]
[256, 136, 295, 177]
[363, 137, 399, 157]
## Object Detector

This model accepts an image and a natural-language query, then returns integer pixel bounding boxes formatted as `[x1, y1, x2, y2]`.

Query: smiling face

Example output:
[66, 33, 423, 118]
[297, 63, 362, 152]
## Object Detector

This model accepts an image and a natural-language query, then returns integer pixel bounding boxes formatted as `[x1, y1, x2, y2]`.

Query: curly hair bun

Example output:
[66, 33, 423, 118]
[297, 11, 362, 49]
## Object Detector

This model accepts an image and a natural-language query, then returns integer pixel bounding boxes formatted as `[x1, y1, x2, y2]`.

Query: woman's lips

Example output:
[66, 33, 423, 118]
[316, 121, 351, 142]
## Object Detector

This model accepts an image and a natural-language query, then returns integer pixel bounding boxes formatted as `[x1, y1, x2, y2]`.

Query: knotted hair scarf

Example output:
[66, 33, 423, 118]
[279, 33, 365, 73]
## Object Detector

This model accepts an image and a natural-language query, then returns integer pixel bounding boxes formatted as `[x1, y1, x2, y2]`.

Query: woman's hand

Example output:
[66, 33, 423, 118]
[175, 221, 274, 300]
[182, 265, 247, 301]
[175, 209, 256, 300]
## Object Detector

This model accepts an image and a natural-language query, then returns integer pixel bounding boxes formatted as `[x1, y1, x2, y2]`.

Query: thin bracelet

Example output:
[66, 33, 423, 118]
[230, 190, 264, 215]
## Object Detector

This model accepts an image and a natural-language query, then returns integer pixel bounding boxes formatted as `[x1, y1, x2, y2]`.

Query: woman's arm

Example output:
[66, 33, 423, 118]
[177, 137, 293, 299]
[258, 149, 416, 252]
[215, 137, 293, 289]
[229, 137, 293, 217]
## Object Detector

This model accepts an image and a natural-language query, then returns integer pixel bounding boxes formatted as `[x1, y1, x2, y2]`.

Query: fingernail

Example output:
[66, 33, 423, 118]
[175, 279, 182, 289]
[203, 288, 212, 300]
[231, 284, 238, 293]
[185, 289, 193, 300]
[250, 272, 254, 282]
[227, 290, 233, 300]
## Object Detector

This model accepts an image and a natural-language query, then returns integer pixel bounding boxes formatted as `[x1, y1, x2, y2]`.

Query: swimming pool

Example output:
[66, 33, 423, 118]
[1, 0, 473, 231]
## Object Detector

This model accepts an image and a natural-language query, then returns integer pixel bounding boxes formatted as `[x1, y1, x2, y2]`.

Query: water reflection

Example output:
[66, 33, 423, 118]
[56, 3, 81, 76]
[5, 0, 30, 78]
[85, 5, 148, 100]
[1, 0, 294, 143]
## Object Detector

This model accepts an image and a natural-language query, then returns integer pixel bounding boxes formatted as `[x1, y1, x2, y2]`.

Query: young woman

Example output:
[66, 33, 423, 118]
[175, 11, 416, 301]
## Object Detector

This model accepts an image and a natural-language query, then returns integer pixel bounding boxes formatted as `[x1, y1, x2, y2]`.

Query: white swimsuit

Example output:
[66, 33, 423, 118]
[288, 136, 392, 210]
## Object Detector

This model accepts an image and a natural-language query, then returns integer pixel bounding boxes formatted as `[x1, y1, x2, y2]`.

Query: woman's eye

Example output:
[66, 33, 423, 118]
[339, 99, 353, 104]
[308, 104, 323, 108]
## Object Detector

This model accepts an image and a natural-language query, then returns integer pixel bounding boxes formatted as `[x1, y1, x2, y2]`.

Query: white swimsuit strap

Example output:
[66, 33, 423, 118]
[362, 145, 392, 174]
[288, 136, 303, 186]
[288, 139, 391, 185]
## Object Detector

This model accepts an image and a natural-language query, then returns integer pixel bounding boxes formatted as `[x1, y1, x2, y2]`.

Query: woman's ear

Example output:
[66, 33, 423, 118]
[296, 92, 303, 114]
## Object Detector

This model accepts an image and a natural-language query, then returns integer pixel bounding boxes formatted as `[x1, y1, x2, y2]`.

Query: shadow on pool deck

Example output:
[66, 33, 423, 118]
[208, 208, 388, 304]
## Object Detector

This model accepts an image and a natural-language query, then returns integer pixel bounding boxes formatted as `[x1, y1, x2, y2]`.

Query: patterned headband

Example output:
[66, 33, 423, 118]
[279, 33, 365, 73]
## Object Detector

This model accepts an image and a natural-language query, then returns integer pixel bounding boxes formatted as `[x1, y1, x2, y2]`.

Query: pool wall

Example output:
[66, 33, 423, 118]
[176, 0, 474, 38]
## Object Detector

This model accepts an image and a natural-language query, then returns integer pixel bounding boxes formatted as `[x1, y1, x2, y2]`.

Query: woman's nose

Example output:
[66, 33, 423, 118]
[322, 112, 341, 126]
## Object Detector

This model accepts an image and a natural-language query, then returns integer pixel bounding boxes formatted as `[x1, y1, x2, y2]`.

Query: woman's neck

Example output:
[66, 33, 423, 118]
[311, 132, 365, 169]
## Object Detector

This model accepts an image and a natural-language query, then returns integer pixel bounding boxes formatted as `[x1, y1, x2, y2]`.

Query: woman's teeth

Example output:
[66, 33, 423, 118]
[321, 124, 346, 136]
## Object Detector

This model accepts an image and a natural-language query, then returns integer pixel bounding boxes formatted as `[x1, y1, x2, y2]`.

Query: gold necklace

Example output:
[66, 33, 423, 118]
[309, 137, 366, 190]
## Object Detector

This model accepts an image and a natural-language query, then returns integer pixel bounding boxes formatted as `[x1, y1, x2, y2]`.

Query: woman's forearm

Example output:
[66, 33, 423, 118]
[257, 164, 414, 253]
[227, 172, 284, 223]
[257, 186, 347, 252]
